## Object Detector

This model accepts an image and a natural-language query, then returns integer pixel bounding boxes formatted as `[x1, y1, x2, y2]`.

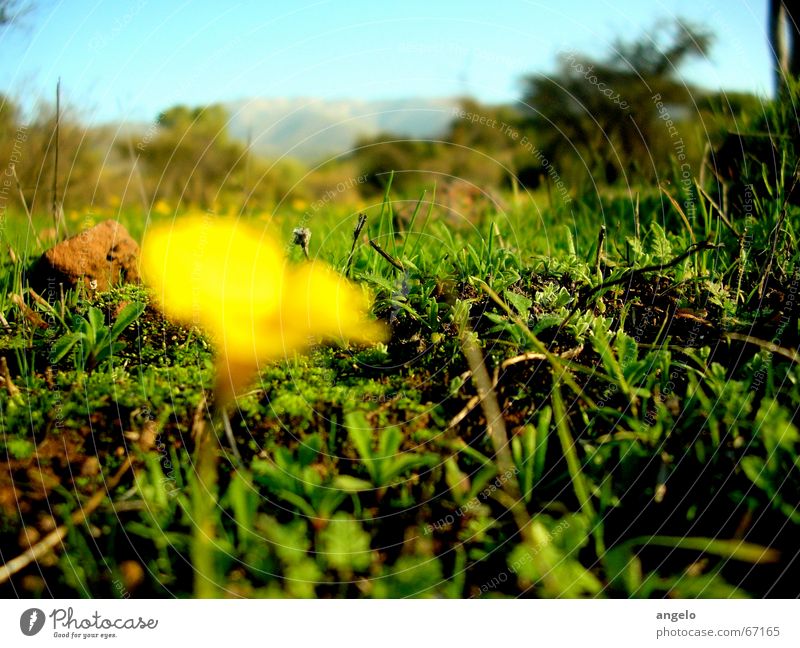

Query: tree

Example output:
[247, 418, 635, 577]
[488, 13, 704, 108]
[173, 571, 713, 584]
[349, 134, 437, 194]
[520, 18, 713, 187]
[0, 94, 107, 217]
[0, 0, 27, 26]
[136, 104, 245, 208]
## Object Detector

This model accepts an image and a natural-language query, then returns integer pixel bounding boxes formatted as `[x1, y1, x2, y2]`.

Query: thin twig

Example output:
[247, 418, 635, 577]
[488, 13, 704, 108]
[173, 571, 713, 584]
[724, 332, 799, 364]
[448, 346, 583, 429]
[345, 213, 367, 277]
[594, 225, 606, 279]
[501, 345, 583, 370]
[453, 296, 576, 596]
[447, 394, 481, 430]
[659, 183, 696, 243]
[0, 455, 134, 585]
[695, 182, 739, 237]
[477, 279, 594, 408]
[191, 392, 209, 443]
[560, 239, 719, 328]
[220, 408, 243, 463]
[735, 233, 747, 305]
[0, 356, 20, 398]
[492, 221, 505, 249]
[52, 77, 64, 239]
[699, 141, 711, 188]
[457, 329, 515, 481]
[369, 239, 404, 272]
[11, 294, 48, 329]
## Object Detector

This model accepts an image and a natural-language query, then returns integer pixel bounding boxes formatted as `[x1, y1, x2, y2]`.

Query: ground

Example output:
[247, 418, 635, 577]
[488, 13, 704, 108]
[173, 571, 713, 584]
[0, 179, 798, 598]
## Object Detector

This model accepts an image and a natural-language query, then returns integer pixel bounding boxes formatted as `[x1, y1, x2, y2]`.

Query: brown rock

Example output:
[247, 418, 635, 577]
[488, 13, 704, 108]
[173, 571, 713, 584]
[30, 220, 140, 293]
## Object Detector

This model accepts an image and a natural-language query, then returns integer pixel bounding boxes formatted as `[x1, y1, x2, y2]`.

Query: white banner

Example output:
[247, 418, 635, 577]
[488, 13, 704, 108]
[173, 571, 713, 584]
[2, 599, 799, 647]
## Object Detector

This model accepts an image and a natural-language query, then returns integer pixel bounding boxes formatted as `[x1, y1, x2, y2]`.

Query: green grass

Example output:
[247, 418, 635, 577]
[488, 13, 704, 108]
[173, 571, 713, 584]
[1, 137, 799, 598]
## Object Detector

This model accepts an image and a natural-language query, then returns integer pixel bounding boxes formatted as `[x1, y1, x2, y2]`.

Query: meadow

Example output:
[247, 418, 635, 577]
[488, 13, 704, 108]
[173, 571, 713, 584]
[1, 115, 798, 600]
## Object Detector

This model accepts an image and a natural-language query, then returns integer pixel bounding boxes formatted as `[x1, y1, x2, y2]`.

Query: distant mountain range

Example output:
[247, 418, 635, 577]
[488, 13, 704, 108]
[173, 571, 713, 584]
[223, 97, 460, 162]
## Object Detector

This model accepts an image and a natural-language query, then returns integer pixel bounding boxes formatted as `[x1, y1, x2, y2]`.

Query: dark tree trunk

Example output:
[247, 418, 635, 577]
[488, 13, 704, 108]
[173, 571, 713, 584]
[770, 0, 800, 95]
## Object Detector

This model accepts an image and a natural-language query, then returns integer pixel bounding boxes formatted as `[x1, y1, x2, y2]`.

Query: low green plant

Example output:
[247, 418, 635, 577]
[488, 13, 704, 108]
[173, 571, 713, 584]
[49, 301, 145, 370]
[346, 411, 436, 488]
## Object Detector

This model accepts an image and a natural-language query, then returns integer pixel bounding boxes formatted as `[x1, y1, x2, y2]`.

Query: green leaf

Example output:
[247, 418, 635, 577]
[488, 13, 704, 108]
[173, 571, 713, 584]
[503, 290, 532, 317]
[297, 433, 323, 467]
[512, 424, 537, 503]
[615, 332, 638, 369]
[556, 513, 592, 557]
[109, 301, 146, 340]
[444, 457, 470, 503]
[373, 555, 443, 598]
[625, 235, 644, 259]
[377, 426, 403, 460]
[346, 410, 375, 462]
[508, 527, 602, 597]
[50, 332, 82, 363]
[251, 458, 294, 493]
[314, 490, 348, 520]
[533, 406, 551, 485]
[552, 381, 596, 521]
[466, 464, 499, 502]
[317, 512, 372, 573]
[604, 545, 643, 595]
[511, 406, 552, 504]
[273, 490, 317, 519]
[649, 222, 672, 261]
[331, 475, 372, 492]
[261, 517, 312, 565]
[740, 456, 768, 490]
[87, 307, 105, 338]
[380, 453, 435, 487]
[227, 470, 257, 548]
[284, 559, 322, 598]
[755, 398, 799, 456]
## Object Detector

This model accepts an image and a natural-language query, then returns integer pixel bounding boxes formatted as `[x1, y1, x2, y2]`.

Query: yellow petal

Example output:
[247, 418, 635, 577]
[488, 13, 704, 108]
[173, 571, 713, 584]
[141, 217, 388, 404]
[141, 217, 283, 332]
[281, 263, 388, 346]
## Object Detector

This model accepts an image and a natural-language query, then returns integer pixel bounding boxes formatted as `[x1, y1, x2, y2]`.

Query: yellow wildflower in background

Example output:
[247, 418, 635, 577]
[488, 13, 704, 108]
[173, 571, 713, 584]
[153, 199, 172, 216]
[140, 217, 387, 405]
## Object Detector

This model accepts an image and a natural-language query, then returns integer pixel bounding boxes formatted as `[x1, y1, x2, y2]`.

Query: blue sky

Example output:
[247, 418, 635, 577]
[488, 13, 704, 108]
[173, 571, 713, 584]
[0, 0, 773, 124]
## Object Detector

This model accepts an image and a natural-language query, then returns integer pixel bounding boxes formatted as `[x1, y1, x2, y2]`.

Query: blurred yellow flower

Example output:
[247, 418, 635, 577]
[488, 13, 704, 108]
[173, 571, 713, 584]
[153, 199, 172, 216]
[140, 217, 387, 405]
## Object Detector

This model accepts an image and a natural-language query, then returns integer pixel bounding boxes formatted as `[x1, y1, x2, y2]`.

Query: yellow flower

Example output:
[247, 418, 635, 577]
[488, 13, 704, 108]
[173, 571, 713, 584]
[140, 217, 387, 405]
[153, 199, 172, 216]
